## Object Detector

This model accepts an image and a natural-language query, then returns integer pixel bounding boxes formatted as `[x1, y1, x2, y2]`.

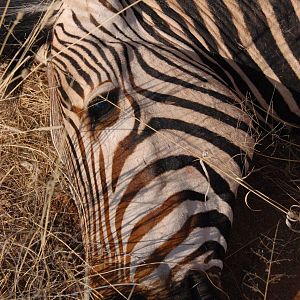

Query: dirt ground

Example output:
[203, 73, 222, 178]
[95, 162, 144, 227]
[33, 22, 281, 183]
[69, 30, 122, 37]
[223, 133, 300, 300]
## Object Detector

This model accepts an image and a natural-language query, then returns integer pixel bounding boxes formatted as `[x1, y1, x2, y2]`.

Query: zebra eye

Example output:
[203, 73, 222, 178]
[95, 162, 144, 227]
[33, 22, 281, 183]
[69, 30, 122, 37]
[88, 88, 120, 128]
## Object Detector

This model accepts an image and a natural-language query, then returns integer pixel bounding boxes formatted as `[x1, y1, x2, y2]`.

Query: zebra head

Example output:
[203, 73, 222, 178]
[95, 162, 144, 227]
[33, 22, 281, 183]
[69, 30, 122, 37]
[45, 1, 255, 299]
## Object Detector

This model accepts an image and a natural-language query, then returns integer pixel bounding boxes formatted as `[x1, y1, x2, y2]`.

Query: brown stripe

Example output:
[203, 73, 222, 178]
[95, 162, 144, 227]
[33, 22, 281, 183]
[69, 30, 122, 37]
[133, 213, 200, 280]
[114, 155, 200, 275]
[65, 133, 92, 247]
[99, 145, 117, 259]
[90, 140, 105, 255]
[111, 91, 141, 193]
[67, 118, 94, 203]
[114, 165, 156, 277]
[126, 190, 205, 263]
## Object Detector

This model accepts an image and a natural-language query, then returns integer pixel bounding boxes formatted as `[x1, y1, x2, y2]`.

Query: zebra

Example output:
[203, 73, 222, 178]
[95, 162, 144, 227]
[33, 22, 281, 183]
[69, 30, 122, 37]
[0, 1, 299, 299]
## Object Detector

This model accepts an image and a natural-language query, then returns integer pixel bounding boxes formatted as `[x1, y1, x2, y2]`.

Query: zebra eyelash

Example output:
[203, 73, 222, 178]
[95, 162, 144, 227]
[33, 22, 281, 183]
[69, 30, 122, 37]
[87, 87, 120, 129]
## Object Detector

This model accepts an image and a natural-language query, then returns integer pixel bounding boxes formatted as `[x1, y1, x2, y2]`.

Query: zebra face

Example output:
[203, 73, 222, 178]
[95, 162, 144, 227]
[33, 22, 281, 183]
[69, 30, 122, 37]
[46, 1, 254, 299]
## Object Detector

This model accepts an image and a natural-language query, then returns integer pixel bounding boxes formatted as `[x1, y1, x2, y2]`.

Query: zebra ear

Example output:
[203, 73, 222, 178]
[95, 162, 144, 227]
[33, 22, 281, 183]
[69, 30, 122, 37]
[35, 43, 51, 66]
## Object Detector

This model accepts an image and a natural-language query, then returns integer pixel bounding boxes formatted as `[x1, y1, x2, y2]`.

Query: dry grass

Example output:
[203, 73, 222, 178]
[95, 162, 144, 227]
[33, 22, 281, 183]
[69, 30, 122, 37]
[0, 65, 84, 299]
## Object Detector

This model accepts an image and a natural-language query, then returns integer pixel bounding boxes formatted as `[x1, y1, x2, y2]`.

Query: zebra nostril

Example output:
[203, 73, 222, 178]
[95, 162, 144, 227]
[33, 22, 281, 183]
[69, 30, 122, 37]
[184, 270, 228, 300]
